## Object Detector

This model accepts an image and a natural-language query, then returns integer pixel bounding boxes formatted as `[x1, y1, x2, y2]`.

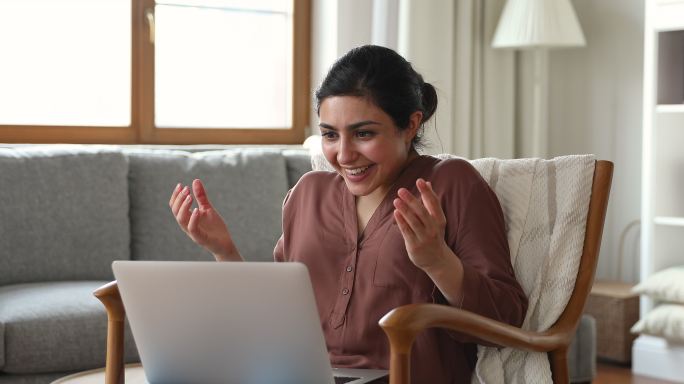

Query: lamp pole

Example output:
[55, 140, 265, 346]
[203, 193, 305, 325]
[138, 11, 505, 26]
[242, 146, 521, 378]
[532, 48, 549, 158]
[491, 0, 586, 159]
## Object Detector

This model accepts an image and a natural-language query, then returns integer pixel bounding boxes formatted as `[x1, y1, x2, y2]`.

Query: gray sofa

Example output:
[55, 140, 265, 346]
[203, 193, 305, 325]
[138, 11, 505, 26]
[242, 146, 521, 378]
[0, 145, 595, 383]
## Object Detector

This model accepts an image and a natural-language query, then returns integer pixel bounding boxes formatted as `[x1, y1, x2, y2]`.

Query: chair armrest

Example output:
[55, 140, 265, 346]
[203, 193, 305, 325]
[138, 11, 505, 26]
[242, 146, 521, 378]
[379, 303, 572, 384]
[380, 303, 568, 352]
[94, 280, 126, 384]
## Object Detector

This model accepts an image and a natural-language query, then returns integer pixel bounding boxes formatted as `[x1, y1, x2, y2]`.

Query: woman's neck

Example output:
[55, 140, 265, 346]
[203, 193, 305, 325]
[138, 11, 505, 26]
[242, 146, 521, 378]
[355, 151, 420, 233]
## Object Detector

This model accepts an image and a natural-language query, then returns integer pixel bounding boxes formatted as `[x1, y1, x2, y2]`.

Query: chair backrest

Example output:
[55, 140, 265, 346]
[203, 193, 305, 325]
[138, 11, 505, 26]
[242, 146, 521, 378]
[458, 155, 600, 383]
[376, 158, 612, 384]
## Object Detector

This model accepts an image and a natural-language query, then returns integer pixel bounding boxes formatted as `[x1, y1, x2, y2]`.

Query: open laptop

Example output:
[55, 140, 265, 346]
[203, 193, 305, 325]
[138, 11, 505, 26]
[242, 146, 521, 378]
[113, 260, 388, 384]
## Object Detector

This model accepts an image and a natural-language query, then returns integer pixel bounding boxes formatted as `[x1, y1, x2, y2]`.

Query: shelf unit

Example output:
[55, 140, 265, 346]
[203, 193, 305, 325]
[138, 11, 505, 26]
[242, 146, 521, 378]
[635, 0, 684, 382]
[653, 216, 684, 226]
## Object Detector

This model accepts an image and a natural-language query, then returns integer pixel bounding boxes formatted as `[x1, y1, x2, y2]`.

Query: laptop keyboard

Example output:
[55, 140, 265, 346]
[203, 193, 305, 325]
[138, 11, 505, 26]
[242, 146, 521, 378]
[335, 376, 360, 384]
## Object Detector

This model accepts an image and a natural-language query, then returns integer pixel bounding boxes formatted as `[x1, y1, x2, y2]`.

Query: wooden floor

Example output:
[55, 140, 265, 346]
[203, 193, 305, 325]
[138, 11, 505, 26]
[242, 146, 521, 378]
[594, 362, 679, 384]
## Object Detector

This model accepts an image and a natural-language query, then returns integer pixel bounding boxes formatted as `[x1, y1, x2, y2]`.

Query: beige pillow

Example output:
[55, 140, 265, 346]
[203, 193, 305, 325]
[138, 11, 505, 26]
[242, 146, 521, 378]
[633, 265, 684, 304]
[631, 304, 684, 342]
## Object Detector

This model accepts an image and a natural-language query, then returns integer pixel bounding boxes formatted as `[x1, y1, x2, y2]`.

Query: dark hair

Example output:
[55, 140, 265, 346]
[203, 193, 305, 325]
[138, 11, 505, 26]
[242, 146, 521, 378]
[315, 45, 438, 149]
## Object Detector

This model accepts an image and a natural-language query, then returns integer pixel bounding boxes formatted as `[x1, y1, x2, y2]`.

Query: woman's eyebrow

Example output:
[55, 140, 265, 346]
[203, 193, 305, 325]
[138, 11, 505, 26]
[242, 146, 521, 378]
[319, 120, 380, 130]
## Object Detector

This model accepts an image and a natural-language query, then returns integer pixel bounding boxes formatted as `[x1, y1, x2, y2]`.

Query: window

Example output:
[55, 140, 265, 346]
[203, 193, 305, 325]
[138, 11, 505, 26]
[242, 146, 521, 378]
[0, 0, 310, 144]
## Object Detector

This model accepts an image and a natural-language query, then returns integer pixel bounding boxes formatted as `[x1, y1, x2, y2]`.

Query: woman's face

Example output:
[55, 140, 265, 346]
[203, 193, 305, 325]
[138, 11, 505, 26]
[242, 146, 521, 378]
[319, 96, 420, 200]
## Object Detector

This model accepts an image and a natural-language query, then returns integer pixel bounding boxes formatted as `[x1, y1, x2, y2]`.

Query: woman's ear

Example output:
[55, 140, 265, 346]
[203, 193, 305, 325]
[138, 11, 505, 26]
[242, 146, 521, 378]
[404, 111, 423, 145]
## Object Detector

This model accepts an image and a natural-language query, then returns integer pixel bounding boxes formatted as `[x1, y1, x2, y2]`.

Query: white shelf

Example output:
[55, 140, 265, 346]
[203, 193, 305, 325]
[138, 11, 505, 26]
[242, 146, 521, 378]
[633, 335, 684, 383]
[656, 104, 684, 113]
[654, 216, 684, 226]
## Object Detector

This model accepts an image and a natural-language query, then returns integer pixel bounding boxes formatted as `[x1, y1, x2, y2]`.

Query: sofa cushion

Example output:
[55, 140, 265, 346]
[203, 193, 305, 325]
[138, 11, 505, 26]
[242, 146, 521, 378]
[0, 146, 130, 285]
[0, 282, 138, 374]
[125, 149, 289, 262]
[568, 315, 596, 383]
[282, 149, 312, 188]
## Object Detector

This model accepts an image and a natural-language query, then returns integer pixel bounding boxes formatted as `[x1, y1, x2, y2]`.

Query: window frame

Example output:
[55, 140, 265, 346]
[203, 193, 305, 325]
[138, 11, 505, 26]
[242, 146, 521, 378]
[0, 0, 310, 144]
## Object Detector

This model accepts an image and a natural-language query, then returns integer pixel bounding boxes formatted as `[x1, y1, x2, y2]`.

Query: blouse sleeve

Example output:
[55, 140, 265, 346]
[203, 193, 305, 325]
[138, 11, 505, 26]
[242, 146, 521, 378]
[273, 188, 294, 263]
[438, 161, 528, 343]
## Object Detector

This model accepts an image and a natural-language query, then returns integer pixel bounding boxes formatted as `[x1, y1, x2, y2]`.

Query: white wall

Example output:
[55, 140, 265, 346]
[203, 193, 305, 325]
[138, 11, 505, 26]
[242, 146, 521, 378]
[546, 0, 644, 282]
[397, 0, 457, 156]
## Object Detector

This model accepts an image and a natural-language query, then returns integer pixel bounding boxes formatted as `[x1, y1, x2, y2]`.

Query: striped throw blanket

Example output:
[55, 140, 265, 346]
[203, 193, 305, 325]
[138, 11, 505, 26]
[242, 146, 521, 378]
[456, 155, 595, 384]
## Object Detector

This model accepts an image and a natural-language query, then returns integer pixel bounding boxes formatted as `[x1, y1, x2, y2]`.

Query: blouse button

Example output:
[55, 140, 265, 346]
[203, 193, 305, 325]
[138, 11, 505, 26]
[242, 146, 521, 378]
[342, 288, 349, 295]
[346, 266, 353, 272]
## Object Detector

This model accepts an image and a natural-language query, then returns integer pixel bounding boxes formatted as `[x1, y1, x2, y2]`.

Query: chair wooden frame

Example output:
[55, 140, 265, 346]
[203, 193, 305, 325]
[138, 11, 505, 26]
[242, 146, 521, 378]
[94, 160, 613, 384]
[378, 160, 613, 384]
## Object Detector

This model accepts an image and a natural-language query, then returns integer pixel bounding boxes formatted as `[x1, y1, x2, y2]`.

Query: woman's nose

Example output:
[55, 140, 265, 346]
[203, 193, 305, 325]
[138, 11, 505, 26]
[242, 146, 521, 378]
[337, 137, 357, 164]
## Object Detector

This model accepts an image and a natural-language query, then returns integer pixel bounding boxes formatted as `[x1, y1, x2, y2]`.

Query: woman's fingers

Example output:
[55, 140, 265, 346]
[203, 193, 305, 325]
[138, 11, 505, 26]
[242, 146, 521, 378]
[169, 183, 181, 208]
[394, 180, 447, 242]
[396, 188, 430, 226]
[416, 179, 446, 224]
[393, 197, 425, 232]
[187, 208, 200, 237]
[175, 193, 193, 230]
[394, 209, 416, 242]
[171, 185, 189, 216]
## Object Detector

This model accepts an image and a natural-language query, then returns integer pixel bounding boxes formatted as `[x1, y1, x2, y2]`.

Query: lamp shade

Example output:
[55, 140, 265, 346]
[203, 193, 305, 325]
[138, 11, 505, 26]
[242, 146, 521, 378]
[492, 0, 586, 49]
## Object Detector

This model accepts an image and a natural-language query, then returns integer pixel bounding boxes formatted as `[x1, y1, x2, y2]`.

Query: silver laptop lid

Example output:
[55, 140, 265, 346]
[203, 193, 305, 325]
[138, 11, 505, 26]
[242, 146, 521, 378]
[113, 260, 337, 384]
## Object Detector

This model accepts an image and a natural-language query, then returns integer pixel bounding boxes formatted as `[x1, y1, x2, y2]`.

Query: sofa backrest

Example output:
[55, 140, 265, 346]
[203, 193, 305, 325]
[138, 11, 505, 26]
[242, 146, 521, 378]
[282, 149, 312, 189]
[0, 146, 131, 285]
[125, 147, 311, 263]
[0, 145, 313, 284]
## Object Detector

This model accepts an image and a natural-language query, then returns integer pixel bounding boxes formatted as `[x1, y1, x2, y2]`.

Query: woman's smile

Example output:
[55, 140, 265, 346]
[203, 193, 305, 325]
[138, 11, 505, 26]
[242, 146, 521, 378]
[343, 164, 374, 180]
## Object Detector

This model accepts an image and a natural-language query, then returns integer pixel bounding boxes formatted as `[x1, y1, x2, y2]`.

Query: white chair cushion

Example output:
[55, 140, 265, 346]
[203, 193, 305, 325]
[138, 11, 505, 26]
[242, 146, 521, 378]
[464, 155, 595, 384]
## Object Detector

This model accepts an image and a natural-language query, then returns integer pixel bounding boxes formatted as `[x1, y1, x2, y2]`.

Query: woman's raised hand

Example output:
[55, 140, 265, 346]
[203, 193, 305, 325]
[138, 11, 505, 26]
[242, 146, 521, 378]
[392, 178, 451, 271]
[169, 179, 241, 261]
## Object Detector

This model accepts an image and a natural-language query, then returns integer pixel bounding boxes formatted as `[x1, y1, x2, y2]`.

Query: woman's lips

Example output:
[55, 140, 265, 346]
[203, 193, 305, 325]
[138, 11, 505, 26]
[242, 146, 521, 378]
[344, 164, 374, 182]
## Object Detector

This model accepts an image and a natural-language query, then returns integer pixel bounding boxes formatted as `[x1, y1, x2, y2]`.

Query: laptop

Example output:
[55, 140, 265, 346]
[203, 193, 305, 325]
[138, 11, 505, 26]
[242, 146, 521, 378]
[113, 260, 388, 384]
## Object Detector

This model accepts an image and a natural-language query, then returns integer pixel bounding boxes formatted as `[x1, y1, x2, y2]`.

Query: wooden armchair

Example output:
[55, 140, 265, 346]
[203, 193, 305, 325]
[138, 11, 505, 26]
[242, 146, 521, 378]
[379, 160, 613, 384]
[94, 160, 612, 384]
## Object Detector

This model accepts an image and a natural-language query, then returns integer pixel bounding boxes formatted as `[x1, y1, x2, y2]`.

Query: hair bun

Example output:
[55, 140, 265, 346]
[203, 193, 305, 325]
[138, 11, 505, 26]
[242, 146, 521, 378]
[421, 82, 438, 124]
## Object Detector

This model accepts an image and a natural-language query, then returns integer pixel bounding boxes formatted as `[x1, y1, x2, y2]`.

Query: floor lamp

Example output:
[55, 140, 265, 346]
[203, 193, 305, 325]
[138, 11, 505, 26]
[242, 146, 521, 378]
[492, 0, 586, 158]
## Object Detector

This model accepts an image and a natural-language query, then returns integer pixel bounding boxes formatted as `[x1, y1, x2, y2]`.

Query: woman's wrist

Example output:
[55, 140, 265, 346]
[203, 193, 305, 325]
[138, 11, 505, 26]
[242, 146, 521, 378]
[213, 250, 242, 262]
[212, 241, 242, 262]
[419, 243, 454, 275]
[421, 244, 464, 306]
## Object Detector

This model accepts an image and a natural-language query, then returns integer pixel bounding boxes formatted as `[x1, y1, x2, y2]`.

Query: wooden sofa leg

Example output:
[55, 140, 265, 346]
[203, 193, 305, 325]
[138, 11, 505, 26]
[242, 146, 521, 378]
[94, 281, 126, 384]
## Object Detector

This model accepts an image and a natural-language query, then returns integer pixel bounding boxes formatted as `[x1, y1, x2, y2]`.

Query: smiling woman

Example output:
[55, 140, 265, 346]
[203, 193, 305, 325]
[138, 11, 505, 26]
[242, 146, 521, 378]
[168, 45, 528, 384]
[0, 0, 310, 144]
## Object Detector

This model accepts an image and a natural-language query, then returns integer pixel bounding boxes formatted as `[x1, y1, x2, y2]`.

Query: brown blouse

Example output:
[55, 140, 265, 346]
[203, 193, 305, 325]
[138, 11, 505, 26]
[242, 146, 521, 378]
[274, 155, 528, 383]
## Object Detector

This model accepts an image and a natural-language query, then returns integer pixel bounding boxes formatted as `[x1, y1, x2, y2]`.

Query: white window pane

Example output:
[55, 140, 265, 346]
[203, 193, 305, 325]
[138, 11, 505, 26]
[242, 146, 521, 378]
[162, 0, 290, 13]
[155, 1, 293, 129]
[0, 0, 131, 126]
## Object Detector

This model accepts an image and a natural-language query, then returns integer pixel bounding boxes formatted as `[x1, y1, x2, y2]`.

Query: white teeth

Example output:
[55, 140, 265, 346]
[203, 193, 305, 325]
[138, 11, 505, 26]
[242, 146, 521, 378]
[347, 166, 370, 176]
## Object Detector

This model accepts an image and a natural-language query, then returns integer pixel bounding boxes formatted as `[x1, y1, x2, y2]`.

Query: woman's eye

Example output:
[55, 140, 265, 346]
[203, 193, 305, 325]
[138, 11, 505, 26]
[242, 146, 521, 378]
[321, 131, 337, 140]
[357, 131, 374, 138]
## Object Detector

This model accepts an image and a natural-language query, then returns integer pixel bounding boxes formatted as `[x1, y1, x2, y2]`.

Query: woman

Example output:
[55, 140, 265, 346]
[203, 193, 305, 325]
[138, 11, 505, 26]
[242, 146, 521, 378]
[169, 45, 527, 383]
